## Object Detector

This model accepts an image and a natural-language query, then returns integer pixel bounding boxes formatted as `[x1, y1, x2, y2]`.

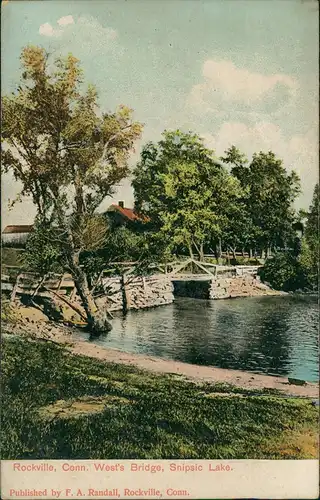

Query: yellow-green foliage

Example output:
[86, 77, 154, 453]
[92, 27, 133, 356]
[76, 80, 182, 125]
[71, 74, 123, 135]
[1, 299, 18, 325]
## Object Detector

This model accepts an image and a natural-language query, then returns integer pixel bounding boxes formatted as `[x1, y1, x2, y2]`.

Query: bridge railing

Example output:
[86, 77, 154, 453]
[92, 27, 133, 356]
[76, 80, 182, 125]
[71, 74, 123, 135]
[2, 261, 263, 303]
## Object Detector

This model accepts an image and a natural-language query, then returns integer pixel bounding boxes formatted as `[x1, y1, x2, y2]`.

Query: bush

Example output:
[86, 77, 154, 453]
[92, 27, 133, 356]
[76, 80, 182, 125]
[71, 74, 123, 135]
[259, 241, 317, 292]
[24, 219, 65, 276]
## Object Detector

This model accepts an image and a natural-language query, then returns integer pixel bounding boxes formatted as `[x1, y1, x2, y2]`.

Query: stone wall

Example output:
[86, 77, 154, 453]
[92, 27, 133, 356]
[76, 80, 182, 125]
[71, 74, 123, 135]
[94, 267, 281, 312]
[172, 269, 281, 300]
[209, 274, 279, 299]
[96, 274, 174, 312]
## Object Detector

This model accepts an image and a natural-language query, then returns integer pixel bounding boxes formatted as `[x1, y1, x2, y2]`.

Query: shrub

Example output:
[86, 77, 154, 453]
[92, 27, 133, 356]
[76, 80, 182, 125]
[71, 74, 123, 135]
[259, 240, 317, 292]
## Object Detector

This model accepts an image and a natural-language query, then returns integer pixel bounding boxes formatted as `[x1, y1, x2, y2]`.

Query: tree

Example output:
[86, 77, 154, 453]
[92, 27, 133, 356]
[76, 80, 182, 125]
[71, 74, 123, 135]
[132, 130, 243, 261]
[304, 183, 319, 288]
[24, 217, 65, 276]
[81, 225, 150, 281]
[221, 204, 259, 261]
[305, 183, 319, 255]
[259, 238, 315, 292]
[220, 146, 260, 258]
[222, 147, 300, 256]
[2, 46, 143, 333]
[259, 252, 297, 291]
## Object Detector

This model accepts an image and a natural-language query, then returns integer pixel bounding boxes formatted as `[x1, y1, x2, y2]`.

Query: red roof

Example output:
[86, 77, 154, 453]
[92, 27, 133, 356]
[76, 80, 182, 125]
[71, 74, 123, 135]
[2, 225, 34, 234]
[108, 204, 149, 222]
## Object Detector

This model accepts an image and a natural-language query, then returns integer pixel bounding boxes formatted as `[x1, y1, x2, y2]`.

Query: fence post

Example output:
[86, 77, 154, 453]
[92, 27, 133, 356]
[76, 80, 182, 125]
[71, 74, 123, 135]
[10, 273, 21, 302]
[57, 274, 64, 292]
[29, 274, 47, 303]
[121, 272, 131, 315]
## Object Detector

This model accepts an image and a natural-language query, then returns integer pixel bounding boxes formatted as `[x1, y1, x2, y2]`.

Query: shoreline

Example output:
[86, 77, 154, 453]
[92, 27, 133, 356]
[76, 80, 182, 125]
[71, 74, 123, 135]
[4, 315, 319, 398]
[68, 339, 319, 398]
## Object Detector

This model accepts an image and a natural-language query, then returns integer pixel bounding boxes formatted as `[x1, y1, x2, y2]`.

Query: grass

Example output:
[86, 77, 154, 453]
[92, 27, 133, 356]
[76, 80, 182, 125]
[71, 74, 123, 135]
[1, 336, 318, 460]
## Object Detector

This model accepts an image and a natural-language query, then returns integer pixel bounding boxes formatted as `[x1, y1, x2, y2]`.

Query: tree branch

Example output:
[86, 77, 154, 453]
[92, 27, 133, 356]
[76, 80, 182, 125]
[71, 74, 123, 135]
[101, 124, 133, 161]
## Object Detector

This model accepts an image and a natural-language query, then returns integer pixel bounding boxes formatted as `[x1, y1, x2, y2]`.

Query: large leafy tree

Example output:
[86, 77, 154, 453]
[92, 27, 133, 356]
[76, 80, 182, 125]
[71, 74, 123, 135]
[221, 204, 259, 260]
[220, 146, 260, 258]
[2, 46, 143, 332]
[132, 130, 242, 260]
[222, 146, 300, 256]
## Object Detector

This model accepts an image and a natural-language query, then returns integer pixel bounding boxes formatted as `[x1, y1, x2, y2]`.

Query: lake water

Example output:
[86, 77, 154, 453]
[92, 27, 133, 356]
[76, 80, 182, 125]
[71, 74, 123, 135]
[87, 295, 319, 382]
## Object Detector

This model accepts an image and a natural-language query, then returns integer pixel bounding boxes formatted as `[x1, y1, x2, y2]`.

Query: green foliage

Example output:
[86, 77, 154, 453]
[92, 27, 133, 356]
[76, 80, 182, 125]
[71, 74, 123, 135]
[260, 253, 298, 291]
[2, 45, 142, 328]
[23, 217, 65, 275]
[103, 226, 147, 261]
[305, 183, 319, 282]
[133, 138, 301, 262]
[2, 47, 143, 222]
[262, 183, 319, 292]
[222, 147, 300, 253]
[2, 337, 317, 459]
[298, 237, 318, 291]
[133, 130, 243, 260]
[81, 224, 171, 281]
[81, 226, 146, 279]
[2, 248, 25, 268]
[260, 238, 317, 292]
[305, 184, 319, 241]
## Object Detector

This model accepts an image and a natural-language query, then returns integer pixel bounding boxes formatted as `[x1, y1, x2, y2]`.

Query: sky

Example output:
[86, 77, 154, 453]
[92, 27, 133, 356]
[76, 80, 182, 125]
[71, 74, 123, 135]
[1, 0, 319, 228]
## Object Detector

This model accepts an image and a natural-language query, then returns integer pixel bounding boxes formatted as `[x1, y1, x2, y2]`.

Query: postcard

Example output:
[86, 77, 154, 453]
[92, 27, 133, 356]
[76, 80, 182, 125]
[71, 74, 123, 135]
[1, 0, 319, 499]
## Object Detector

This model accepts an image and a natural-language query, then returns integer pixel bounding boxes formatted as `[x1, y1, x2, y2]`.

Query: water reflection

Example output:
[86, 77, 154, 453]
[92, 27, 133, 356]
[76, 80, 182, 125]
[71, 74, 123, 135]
[85, 296, 319, 382]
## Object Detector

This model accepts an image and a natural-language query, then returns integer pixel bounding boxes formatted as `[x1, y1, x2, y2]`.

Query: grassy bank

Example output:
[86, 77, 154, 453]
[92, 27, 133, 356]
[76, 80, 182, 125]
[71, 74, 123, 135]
[1, 336, 318, 460]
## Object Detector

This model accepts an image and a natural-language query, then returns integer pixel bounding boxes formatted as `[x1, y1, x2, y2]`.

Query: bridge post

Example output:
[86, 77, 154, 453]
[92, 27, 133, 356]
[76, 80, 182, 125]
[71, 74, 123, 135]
[121, 272, 131, 315]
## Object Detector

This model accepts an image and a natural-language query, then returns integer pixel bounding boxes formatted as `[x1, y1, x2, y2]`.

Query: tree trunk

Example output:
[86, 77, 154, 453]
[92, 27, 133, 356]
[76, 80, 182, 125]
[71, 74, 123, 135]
[120, 272, 131, 316]
[249, 248, 253, 259]
[187, 242, 194, 260]
[73, 271, 96, 321]
[71, 263, 112, 333]
[66, 232, 112, 334]
[52, 201, 112, 334]
[214, 245, 219, 261]
[199, 242, 204, 262]
[218, 238, 222, 258]
[193, 240, 202, 261]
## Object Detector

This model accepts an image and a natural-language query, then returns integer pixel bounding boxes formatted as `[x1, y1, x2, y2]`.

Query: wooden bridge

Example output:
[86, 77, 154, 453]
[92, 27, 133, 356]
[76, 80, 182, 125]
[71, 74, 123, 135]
[2, 259, 262, 297]
[2, 259, 262, 317]
[164, 259, 261, 280]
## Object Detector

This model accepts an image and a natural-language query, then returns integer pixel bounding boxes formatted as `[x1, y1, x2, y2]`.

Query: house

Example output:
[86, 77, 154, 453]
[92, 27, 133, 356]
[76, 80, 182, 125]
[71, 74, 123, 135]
[105, 201, 149, 230]
[2, 225, 33, 246]
[2, 202, 148, 246]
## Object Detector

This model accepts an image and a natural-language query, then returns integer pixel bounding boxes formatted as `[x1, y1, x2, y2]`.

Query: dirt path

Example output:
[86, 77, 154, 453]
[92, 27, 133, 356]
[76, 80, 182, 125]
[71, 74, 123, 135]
[68, 339, 319, 398]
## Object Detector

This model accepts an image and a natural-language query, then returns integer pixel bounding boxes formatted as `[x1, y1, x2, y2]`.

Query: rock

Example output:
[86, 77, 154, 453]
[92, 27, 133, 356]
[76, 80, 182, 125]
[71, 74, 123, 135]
[89, 311, 112, 335]
[288, 377, 307, 386]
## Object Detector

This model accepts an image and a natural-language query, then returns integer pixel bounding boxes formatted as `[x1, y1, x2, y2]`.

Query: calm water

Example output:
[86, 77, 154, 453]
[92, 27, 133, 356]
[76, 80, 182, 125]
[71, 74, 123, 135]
[86, 296, 319, 382]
